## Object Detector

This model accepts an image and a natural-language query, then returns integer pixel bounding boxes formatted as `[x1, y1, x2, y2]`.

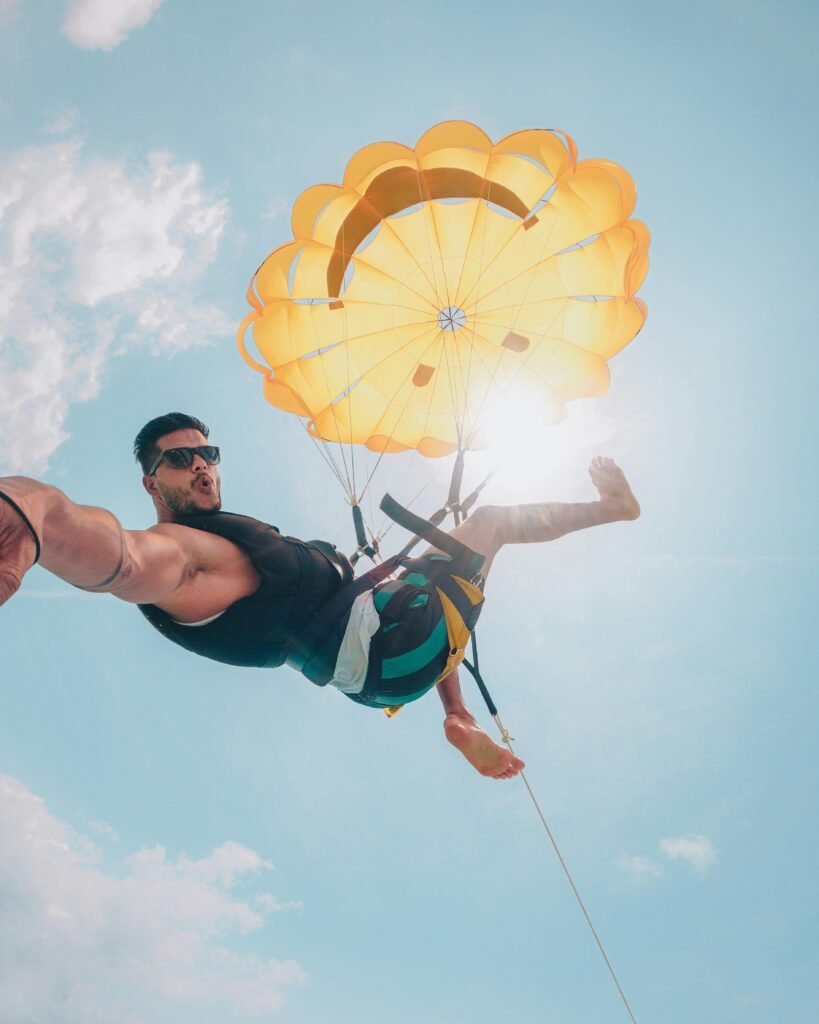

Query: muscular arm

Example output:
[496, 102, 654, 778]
[0, 477, 192, 606]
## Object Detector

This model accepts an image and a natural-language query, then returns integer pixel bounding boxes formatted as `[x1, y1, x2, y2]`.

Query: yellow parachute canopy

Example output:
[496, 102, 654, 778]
[238, 121, 649, 460]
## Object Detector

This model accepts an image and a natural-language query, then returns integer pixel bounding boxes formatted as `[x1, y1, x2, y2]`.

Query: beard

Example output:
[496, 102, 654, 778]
[158, 480, 222, 516]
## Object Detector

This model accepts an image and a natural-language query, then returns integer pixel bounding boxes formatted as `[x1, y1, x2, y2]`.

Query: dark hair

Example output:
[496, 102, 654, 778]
[133, 413, 209, 473]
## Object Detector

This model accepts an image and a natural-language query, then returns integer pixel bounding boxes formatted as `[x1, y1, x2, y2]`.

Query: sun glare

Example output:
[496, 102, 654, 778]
[470, 396, 617, 503]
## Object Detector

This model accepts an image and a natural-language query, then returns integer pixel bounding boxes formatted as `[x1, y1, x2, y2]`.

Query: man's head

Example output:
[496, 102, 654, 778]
[134, 413, 222, 519]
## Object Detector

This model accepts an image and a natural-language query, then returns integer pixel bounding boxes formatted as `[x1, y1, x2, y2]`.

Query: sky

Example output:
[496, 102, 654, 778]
[0, 0, 817, 1022]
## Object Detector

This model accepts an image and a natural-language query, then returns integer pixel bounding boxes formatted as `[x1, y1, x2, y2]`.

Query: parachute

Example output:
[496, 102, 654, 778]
[237, 121, 649, 548]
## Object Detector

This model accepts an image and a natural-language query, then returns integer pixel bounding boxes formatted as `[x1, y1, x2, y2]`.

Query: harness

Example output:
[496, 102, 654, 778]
[289, 495, 486, 710]
[138, 501, 484, 710]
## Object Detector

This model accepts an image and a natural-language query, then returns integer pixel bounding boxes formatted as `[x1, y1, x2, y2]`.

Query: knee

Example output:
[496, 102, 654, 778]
[465, 504, 508, 544]
[467, 504, 498, 526]
[469, 504, 513, 523]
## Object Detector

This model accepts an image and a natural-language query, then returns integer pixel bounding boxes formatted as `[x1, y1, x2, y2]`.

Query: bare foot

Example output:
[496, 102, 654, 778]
[444, 712, 525, 779]
[589, 457, 640, 521]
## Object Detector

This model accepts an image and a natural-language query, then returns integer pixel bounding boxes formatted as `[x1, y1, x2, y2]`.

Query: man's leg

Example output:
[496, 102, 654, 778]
[435, 458, 639, 779]
[442, 457, 640, 576]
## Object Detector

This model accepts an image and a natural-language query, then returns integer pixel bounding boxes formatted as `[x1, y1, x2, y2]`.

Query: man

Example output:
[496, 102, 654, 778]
[0, 413, 640, 780]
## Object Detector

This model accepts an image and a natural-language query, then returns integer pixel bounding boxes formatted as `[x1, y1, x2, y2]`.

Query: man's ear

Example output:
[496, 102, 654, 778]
[142, 475, 158, 497]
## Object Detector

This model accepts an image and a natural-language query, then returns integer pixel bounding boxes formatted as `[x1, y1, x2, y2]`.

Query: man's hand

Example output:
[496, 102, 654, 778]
[0, 496, 38, 607]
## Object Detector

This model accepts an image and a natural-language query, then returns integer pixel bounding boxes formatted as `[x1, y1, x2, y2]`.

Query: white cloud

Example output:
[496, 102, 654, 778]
[616, 853, 662, 878]
[87, 819, 120, 841]
[262, 198, 288, 223]
[0, 139, 230, 474]
[43, 107, 80, 136]
[62, 0, 165, 50]
[0, 775, 306, 1022]
[256, 893, 304, 914]
[660, 834, 716, 871]
[132, 292, 233, 355]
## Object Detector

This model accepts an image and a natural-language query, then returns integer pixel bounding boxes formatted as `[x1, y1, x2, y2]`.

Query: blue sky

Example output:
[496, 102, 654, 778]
[1, 0, 817, 1021]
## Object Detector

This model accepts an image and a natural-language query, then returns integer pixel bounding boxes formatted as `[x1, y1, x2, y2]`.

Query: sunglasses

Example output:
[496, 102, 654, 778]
[148, 445, 221, 476]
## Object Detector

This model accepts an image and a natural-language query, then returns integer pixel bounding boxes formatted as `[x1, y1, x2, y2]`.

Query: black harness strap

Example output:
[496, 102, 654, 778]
[286, 553, 404, 681]
[350, 503, 379, 563]
[379, 491, 499, 715]
[0, 490, 41, 564]
[446, 449, 466, 523]
[283, 543, 319, 630]
[382, 490, 501, 718]
[379, 493, 484, 579]
[461, 632, 498, 717]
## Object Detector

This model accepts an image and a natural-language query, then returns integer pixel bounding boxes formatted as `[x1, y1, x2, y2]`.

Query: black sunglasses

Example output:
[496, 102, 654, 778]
[148, 445, 221, 476]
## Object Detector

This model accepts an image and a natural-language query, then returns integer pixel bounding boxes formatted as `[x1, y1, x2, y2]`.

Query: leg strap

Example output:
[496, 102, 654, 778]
[379, 494, 484, 580]
[0, 491, 41, 564]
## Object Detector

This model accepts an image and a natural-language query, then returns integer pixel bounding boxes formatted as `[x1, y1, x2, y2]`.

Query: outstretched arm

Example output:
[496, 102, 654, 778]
[0, 477, 191, 607]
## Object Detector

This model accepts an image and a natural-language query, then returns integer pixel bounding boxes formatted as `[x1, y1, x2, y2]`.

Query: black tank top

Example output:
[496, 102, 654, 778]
[138, 511, 353, 678]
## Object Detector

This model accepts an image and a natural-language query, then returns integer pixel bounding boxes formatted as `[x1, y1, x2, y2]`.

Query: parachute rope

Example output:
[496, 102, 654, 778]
[500, 723, 640, 1024]
[461, 637, 640, 1024]
[305, 290, 358, 498]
